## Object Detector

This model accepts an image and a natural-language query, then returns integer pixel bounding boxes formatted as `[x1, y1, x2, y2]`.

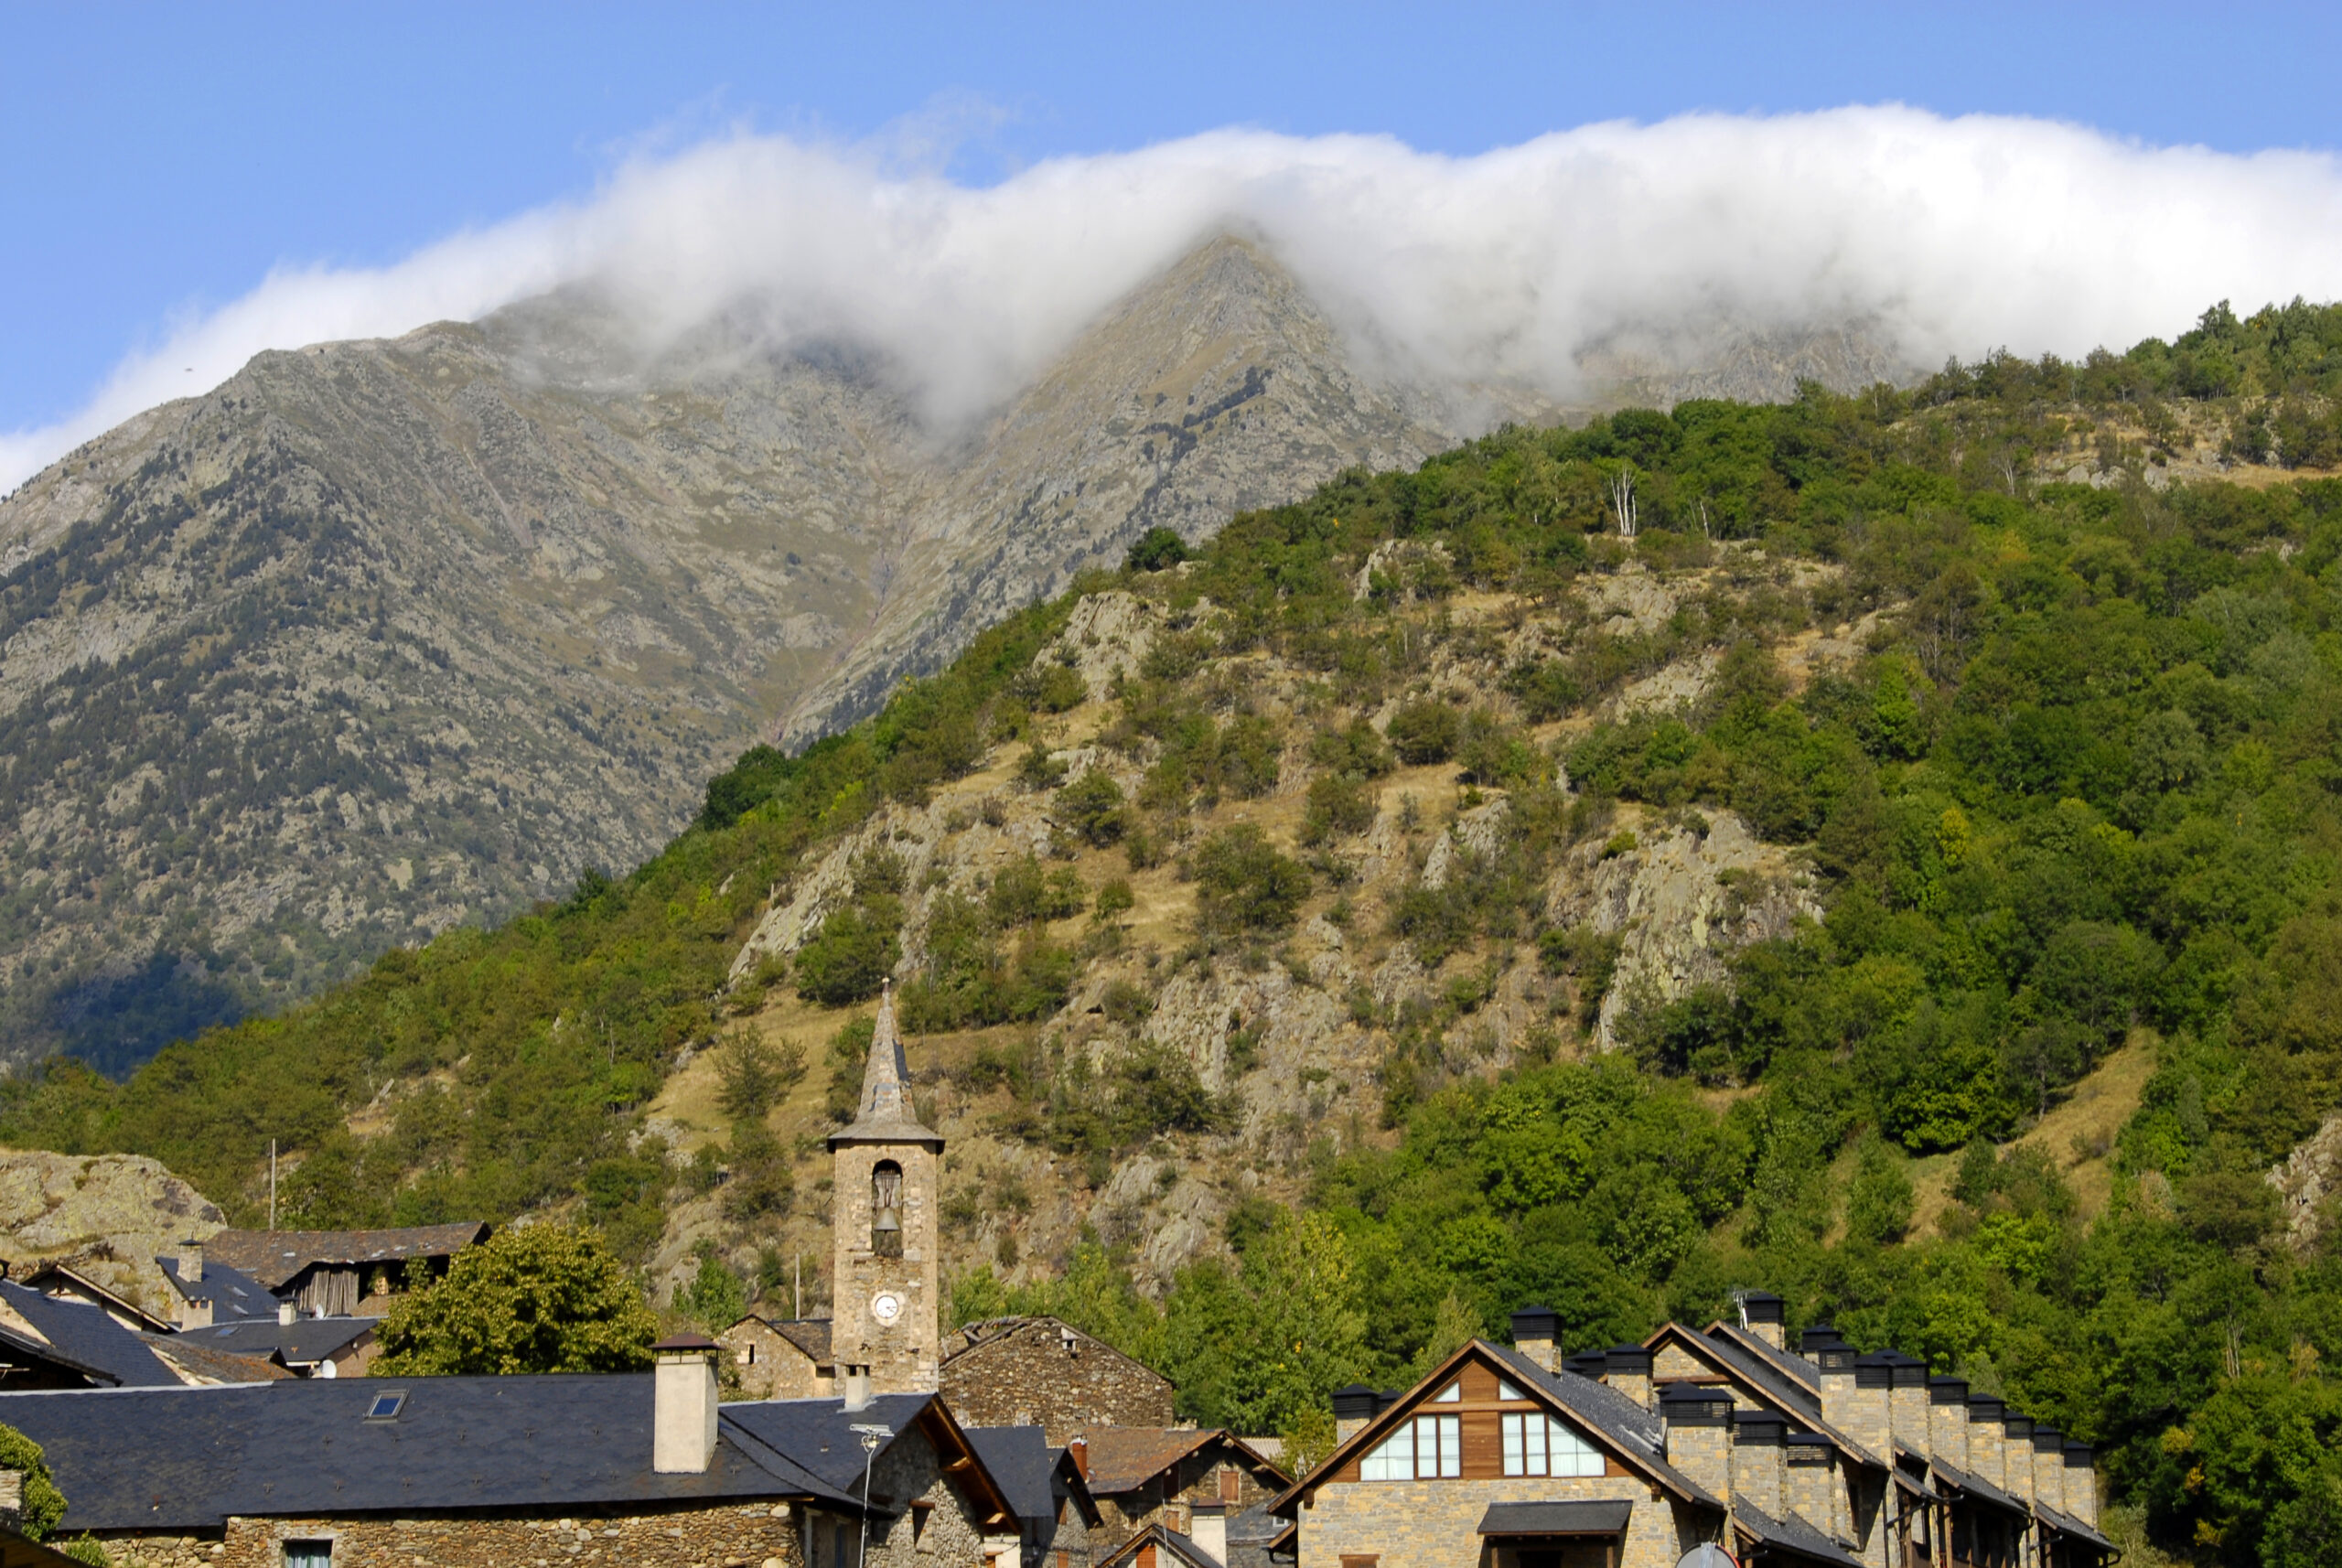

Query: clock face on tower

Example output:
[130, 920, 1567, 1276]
[871, 1291, 903, 1326]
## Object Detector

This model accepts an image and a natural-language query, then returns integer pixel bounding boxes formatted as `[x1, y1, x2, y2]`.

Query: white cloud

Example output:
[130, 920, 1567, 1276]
[7, 106, 2341, 491]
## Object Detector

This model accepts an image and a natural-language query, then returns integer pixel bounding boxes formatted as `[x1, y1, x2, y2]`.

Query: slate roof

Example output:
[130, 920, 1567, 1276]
[1731, 1498, 1866, 1568]
[1098, 1522, 1223, 1568]
[2035, 1500, 2116, 1551]
[1656, 1323, 1884, 1472]
[0, 1375, 866, 1531]
[828, 989, 942, 1151]
[965, 1425, 1057, 1528]
[0, 1283, 177, 1388]
[755, 1316, 834, 1365]
[1478, 1500, 1636, 1535]
[1707, 1321, 1825, 1397]
[1485, 1341, 1723, 1509]
[719, 1392, 940, 1498]
[178, 1316, 376, 1366]
[157, 1255, 275, 1321]
[1930, 1457, 2029, 1516]
[13, 1262, 176, 1333]
[201, 1224, 488, 1290]
[136, 1334, 294, 1386]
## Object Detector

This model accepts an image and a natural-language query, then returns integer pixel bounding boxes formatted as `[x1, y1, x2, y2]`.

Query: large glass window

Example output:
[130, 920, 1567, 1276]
[1359, 1414, 1462, 1480]
[1501, 1414, 1604, 1477]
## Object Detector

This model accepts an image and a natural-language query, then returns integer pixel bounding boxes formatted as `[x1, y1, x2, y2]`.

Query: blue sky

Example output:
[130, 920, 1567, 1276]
[5, 1, 2339, 442]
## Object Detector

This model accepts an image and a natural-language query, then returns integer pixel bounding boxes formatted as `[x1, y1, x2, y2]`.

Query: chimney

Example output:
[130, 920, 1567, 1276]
[653, 1335, 720, 1474]
[1739, 1291, 1786, 1351]
[1660, 1384, 1734, 1502]
[1603, 1345, 1654, 1412]
[1509, 1305, 1561, 1373]
[1188, 1501, 1228, 1564]
[2062, 1442, 2098, 1526]
[2000, 1413, 2036, 1507]
[1068, 1437, 1090, 1481]
[1332, 1384, 1379, 1445]
[1965, 1397, 2006, 1487]
[1731, 1409, 1787, 1519]
[842, 1366, 874, 1412]
[277, 1299, 296, 1327]
[1849, 1353, 1895, 1464]
[177, 1240, 204, 1284]
[1804, 1327, 1855, 1430]
[1928, 1378, 1970, 1469]
[2031, 1427, 2066, 1513]
[1785, 1432, 1838, 1540]
[1887, 1355, 1929, 1459]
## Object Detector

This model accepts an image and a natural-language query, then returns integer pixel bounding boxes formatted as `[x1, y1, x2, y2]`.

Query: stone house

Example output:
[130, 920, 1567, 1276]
[12, 1261, 177, 1334]
[1078, 1428, 1290, 1563]
[0, 1280, 187, 1390]
[1095, 1521, 1226, 1568]
[968, 1424, 1104, 1568]
[942, 1317, 1176, 1444]
[0, 1337, 1032, 1568]
[156, 1252, 276, 1331]
[724, 1314, 837, 1400]
[1273, 1333, 1726, 1568]
[1637, 1294, 2114, 1568]
[195, 1224, 488, 1319]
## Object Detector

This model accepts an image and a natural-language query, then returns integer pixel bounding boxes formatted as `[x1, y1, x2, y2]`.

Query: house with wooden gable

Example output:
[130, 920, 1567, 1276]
[1074, 1427, 1290, 1563]
[196, 1222, 487, 1318]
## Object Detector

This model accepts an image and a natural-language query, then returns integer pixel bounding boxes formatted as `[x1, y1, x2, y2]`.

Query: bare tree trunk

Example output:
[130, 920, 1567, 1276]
[1608, 469, 1638, 540]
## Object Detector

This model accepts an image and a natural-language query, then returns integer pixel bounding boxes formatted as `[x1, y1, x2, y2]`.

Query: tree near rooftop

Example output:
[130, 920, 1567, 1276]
[373, 1223, 658, 1376]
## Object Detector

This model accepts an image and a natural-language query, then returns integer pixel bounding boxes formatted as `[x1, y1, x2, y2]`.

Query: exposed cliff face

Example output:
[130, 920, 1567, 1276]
[0, 1149, 224, 1317]
[650, 547, 1865, 1300]
[0, 233, 1904, 1071]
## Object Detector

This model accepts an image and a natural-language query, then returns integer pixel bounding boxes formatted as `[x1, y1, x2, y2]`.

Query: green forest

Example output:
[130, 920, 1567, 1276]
[10, 296, 2342, 1564]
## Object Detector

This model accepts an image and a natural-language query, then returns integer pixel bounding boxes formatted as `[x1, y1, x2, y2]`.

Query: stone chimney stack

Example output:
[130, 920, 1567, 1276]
[1928, 1378, 1970, 1469]
[1887, 1355, 1930, 1459]
[178, 1240, 204, 1283]
[1850, 1353, 1896, 1464]
[652, 1335, 720, 1475]
[2000, 1414, 2036, 1508]
[1739, 1291, 1787, 1351]
[1509, 1306, 1561, 1373]
[1661, 1384, 1734, 1502]
[1804, 1326, 1855, 1434]
[1604, 1345, 1654, 1412]
[1731, 1410, 1787, 1519]
[2062, 1442, 2098, 1526]
[1965, 1397, 2005, 1487]
[1332, 1385, 1379, 1445]
[1785, 1433, 1839, 1541]
[1068, 1437, 1089, 1481]
[2031, 1427, 2066, 1513]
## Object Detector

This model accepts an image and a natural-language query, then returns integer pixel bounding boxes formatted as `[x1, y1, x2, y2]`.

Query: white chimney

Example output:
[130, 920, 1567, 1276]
[842, 1366, 874, 1412]
[278, 1299, 296, 1326]
[653, 1336, 721, 1474]
[1189, 1502, 1228, 1564]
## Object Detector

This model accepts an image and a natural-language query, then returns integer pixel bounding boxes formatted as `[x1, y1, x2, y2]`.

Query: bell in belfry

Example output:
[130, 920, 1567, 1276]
[872, 1160, 905, 1258]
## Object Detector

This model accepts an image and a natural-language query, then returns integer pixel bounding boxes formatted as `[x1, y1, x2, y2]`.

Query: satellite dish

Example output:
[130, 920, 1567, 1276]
[1676, 1547, 1739, 1568]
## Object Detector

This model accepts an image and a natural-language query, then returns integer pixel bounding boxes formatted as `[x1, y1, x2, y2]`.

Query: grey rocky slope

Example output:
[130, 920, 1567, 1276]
[0, 235, 1908, 1069]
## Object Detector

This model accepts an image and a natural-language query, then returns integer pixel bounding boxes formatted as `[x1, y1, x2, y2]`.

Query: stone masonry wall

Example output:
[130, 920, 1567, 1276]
[1297, 1474, 1696, 1568]
[720, 1317, 833, 1402]
[940, 1322, 1174, 1445]
[102, 1502, 811, 1568]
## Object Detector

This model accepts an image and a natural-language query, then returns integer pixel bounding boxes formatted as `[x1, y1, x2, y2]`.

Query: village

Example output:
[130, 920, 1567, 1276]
[0, 995, 2114, 1568]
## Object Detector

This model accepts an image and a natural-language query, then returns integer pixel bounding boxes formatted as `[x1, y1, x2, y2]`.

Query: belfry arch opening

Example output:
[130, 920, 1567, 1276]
[871, 1160, 905, 1258]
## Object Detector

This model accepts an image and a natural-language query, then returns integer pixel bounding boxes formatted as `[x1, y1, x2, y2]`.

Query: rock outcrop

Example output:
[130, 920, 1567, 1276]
[0, 1149, 223, 1317]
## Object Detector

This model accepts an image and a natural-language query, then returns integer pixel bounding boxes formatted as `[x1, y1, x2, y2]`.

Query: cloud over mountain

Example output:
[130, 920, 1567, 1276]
[8, 106, 2341, 489]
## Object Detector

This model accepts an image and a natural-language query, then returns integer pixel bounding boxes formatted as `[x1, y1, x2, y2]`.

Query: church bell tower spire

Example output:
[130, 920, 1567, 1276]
[829, 983, 942, 1398]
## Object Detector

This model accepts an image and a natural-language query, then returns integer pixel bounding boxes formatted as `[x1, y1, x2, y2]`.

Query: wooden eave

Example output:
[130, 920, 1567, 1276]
[914, 1394, 1020, 1529]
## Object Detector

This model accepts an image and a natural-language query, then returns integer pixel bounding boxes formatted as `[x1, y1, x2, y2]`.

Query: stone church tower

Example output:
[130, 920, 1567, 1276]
[829, 983, 943, 1398]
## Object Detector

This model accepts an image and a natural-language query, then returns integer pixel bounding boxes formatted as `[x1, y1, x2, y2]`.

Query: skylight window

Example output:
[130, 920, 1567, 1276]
[365, 1391, 407, 1421]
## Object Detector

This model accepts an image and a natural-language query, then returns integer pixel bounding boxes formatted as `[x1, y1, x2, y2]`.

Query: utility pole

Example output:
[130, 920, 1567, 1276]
[268, 1139, 277, 1231]
[794, 1251, 801, 1321]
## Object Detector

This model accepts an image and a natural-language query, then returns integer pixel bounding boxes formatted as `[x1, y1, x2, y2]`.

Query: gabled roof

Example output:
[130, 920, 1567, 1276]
[1079, 1427, 1289, 1498]
[964, 1425, 1060, 1529]
[178, 1316, 377, 1366]
[201, 1224, 488, 1290]
[13, 1262, 176, 1334]
[2034, 1501, 2115, 1552]
[157, 1255, 275, 1320]
[946, 1315, 1170, 1384]
[0, 1375, 865, 1531]
[0, 1283, 177, 1387]
[1097, 1522, 1225, 1568]
[1643, 1322, 1885, 1472]
[1731, 1498, 1866, 1568]
[1929, 1457, 2029, 1517]
[137, 1334, 295, 1386]
[1272, 1340, 1722, 1518]
[731, 1315, 834, 1365]
[721, 1393, 1020, 1530]
[1706, 1321, 1824, 1398]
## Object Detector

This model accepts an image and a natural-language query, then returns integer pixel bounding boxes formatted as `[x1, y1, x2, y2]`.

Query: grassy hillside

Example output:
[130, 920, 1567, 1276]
[10, 297, 2342, 1563]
